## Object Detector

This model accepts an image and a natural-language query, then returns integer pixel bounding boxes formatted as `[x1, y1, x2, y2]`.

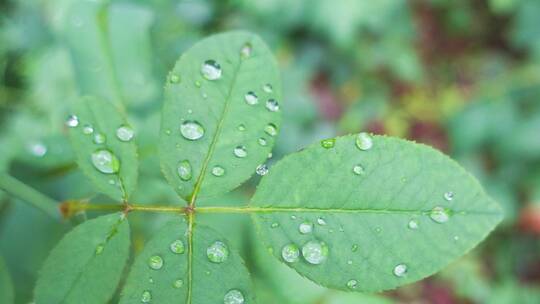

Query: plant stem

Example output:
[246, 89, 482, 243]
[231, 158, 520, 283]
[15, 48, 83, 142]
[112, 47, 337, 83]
[0, 174, 60, 219]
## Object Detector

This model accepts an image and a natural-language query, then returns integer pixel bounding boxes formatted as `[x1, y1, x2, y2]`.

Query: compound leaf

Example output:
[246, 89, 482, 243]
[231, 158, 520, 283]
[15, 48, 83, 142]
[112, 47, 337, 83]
[68, 96, 138, 201]
[252, 134, 503, 292]
[34, 213, 130, 303]
[159, 31, 282, 201]
[120, 220, 254, 304]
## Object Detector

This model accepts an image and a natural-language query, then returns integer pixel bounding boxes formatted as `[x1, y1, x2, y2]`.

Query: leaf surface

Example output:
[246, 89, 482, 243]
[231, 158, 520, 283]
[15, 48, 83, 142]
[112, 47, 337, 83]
[120, 220, 254, 304]
[251, 134, 502, 292]
[0, 256, 14, 304]
[34, 213, 130, 303]
[159, 31, 282, 201]
[68, 96, 138, 200]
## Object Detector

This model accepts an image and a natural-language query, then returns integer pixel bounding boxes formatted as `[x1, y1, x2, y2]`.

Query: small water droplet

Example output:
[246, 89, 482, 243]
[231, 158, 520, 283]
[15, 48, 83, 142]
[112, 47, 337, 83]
[65, 115, 79, 128]
[149, 278, 154, 284]
[375, 227, 382, 234]
[177, 160, 192, 181]
[281, 244, 300, 263]
[202, 92, 208, 99]
[302, 240, 329, 265]
[444, 191, 454, 201]
[173, 279, 184, 288]
[207, 241, 229, 263]
[317, 217, 327, 226]
[256, 164, 268, 176]
[264, 123, 277, 137]
[180, 120, 205, 140]
[291, 215, 297, 220]
[244, 92, 258, 105]
[224, 289, 245, 304]
[141, 290, 152, 303]
[270, 222, 279, 228]
[93, 132, 106, 144]
[258, 137, 267, 146]
[267, 152, 273, 159]
[265, 99, 279, 112]
[347, 260, 353, 265]
[95, 244, 104, 255]
[352, 164, 365, 175]
[170, 240, 185, 254]
[453, 235, 459, 241]
[240, 43, 252, 58]
[262, 84, 273, 93]
[351, 244, 358, 252]
[430, 206, 450, 223]
[201, 60, 222, 80]
[211, 166, 225, 177]
[195, 80, 202, 87]
[29, 142, 47, 157]
[408, 219, 419, 230]
[393, 264, 408, 277]
[320, 138, 335, 149]
[299, 221, 313, 234]
[91, 149, 120, 174]
[116, 125, 134, 142]
[82, 124, 94, 135]
[355, 132, 373, 151]
[233, 146, 247, 158]
[347, 279, 358, 289]
[237, 124, 246, 131]
[165, 129, 172, 135]
[170, 73, 180, 84]
[148, 255, 163, 270]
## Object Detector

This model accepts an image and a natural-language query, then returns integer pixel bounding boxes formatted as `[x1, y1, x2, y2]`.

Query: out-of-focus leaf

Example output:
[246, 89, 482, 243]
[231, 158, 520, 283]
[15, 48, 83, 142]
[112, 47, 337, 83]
[0, 256, 14, 304]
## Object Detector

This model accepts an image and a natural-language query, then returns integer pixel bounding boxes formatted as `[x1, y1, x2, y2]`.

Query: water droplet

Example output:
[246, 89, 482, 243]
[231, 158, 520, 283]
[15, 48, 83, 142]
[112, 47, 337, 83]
[82, 124, 94, 135]
[65, 115, 79, 128]
[299, 221, 313, 234]
[180, 120, 205, 140]
[317, 217, 327, 226]
[211, 166, 225, 177]
[270, 222, 279, 228]
[263, 84, 273, 93]
[430, 206, 450, 223]
[177, 160, 192, 181]
[258, 137, 267, 146]
[291, 215, 297, 220]
[267, 152, 273, 159]
[444, 191, 454, 201]
[224, 289, 245, 304]
[355, 132, 373, 151]
[173, 279, 183, 288]
[195, 80, 202, 87]
[233, 146, 247, 158]
[148, 255, 163, 270]
[244, 92, 258, 105]
[91, 149, 120, 174]
[265, 99, 279, 112]
[347, 260, 353, 265]
[170, 240, 185, 254]
[95, 244, 104, 255]
[201, 60, 222, 80]
[207, 241, 229, 263]
[408, 219, 419, 229]
[29, 142, 47, 157]
[256, 164, 268, 176]
[170, 73, 180, 84]
[264, 123, 277, 137]
[302, 240, 329, 265]
[237, 124, 246, 131]
[165, 129, 172, 135]
[149, 278, 154, 284]
[393, 264, 408, 277]
[116, 125, 134, 142]
[141, 290, 152, 303]
[93, 132, 106, 144]
[240, 43, 252, 58]
[347, 279, 358, 289]
[281, 244, 300, 263]
[351, 244, 358, 252]
[352, 164, 365, 175]
[320, 138, 335, 149]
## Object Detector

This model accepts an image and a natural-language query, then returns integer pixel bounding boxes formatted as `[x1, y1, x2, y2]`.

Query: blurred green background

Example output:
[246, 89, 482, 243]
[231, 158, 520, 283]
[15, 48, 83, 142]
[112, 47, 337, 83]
[1, 0, 540, 303]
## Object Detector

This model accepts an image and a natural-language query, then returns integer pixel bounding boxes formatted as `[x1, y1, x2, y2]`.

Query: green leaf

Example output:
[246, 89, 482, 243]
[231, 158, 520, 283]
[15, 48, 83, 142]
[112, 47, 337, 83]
[251, 134, 503, 292]
[68, 96, 138, 201]
[120, 219, 254, 304]
[34, 213, 130, 303]
[159, 31, 282, 201]
[0, 256, 14, 304]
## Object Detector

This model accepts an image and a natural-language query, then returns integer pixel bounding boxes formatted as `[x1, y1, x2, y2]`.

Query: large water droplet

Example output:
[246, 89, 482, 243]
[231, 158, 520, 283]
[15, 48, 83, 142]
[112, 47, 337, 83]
[233, 146, 247, 158]
[301, 240, 329, 265]
[65, 115, 79, 128]
[93, 132, 106, 144]
[141, 290, 152, 303]
[82, 124, 94, 135]
[201, 60, 222, 80]
[177, 160, 192, 181]
[265, 99, 279, 112]
[320, 138, 335, 149]
[256, 164, 268, 176]
[170, 240, 185, 254]
[393, 264, 408, 277]
[430, 206, 450, 223]
[408, 219, 419, 230]
[263, 84, 273, 93]
[148, 255, 164, 270]
[444, 191, 454, 201]
[207, 241, 229, 263]
[353, 164, 365, 175]
[116, 125, 134, 142]
[224, 289, 245, 304]
[264, 123, 277, 137]
[91, 149, 119, 174]
[173, 279, 183, 288]
[355, 132, 373, 151]
[281, 244, 300, 263]
[244, 92, 258, 105]
[180, 121, 205, 140]
[347, 279, 358, 289]
[299, 221, 313, 234]
[211, 166, 225, 177]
